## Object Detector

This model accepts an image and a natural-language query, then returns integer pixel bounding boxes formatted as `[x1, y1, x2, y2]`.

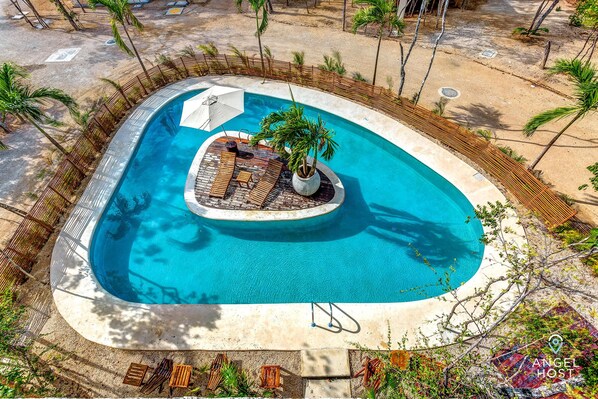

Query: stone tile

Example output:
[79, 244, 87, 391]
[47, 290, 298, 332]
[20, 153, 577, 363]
[301, 349, 351, 377]
[304, 379, 352, 398]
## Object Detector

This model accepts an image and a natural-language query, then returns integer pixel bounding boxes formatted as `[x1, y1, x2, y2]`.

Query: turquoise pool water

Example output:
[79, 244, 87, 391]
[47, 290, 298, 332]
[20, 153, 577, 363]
[90, 91, 485, 305]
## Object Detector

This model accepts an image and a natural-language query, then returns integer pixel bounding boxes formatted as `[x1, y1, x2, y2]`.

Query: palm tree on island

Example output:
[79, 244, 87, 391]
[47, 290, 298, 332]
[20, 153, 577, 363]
[250, 91, 338, 196]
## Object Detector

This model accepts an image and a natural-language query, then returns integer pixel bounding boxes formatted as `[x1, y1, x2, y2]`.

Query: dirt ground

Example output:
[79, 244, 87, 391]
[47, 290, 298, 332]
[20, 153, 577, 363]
[1, 0, 598, 397]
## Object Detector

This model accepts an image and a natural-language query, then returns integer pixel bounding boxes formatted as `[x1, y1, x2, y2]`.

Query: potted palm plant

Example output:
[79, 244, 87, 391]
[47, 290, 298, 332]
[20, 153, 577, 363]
[250, 94, 338, 196]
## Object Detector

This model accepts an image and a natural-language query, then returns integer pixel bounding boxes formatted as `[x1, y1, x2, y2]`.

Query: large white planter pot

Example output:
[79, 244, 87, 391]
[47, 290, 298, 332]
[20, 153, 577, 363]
[292, 171, 321, 196]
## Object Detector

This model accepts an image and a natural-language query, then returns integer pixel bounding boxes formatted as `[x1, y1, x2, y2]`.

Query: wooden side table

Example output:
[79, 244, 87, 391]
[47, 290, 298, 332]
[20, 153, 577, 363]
[236, 171, 253, 188]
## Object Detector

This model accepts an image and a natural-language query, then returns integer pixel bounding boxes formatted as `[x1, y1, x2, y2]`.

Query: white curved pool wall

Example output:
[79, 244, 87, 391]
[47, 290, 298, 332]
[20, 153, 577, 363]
[50, 77, 525, 350]
[184, 131, 345, 221]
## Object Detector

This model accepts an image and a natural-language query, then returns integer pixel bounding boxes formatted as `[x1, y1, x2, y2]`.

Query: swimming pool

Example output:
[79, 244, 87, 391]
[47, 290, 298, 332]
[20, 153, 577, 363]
[90, 90, 485, 305]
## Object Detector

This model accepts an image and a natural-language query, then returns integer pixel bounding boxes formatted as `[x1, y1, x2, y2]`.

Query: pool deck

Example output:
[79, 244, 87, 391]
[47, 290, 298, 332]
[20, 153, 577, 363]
[50, 76, 526, 350]
[184, 133, 344, 221]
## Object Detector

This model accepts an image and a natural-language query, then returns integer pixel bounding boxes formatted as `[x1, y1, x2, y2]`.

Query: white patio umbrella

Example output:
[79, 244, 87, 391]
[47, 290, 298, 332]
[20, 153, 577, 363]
[180, 85, 245, 134]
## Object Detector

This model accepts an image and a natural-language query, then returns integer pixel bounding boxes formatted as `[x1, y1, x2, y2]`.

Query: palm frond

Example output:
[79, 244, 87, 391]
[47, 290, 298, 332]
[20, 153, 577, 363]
[177, 45, 196, 58]
[523, 106, 579, 136]
[292, 51, 305, 66]
[100, 77, 123, 91]
[111, 19, 133, 56]
[0, 139, 7, 150]
[29, 87, 78, 113]
[258, 5, 268, 35]
[550, 58, 596, 84]
[198, 42, 219, 57]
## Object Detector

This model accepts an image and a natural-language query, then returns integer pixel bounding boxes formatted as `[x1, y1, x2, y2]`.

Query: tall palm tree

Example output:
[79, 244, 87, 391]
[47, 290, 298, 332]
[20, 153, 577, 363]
[523, 59, 598, 170]
[352, 0, 405, 85]
[235, 0, 269, 78]
[89, 0, 150, 82]
[0, 62, 78, 157]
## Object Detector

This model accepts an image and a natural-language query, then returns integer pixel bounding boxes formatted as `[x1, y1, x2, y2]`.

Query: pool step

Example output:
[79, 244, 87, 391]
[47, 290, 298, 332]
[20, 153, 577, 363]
[300, 348, 351, 378]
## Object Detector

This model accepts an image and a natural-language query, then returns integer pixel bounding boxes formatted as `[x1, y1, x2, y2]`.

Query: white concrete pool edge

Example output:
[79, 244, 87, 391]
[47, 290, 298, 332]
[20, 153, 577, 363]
[50, 76, 526, 350]
[184, 131, 345, 221]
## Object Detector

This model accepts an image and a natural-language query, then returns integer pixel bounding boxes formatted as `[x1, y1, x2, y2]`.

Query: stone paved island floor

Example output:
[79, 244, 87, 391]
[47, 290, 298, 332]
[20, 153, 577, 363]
[194, 137, 335, 211]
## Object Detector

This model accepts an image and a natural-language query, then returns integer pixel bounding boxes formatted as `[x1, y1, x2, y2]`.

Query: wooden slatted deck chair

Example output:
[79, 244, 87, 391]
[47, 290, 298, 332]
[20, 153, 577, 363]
[353, 357, 383, 392]
[248, 159, 284, 207]
[168, 363, 193, 395]
[206, 353, 228, 391]
[209, 151, 237, 199]
[260, 365, 281, 389]
[123, 362, 149, 386]
[140, 358, 173, 394]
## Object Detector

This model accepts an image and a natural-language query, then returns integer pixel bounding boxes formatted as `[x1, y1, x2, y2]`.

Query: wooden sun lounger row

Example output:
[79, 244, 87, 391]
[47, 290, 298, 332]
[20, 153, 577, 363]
[209, 151, 237, 198]
[123, 355, 282, 394]
[248, 158, 284, 207]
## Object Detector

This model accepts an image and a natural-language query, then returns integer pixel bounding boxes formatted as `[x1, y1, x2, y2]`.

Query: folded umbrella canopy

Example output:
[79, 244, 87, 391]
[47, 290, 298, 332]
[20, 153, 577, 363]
[180, 85, 245, 132]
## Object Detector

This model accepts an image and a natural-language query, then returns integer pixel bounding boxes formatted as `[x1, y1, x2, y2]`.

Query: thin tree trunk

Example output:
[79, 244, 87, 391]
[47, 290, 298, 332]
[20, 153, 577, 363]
[529, 112, 582, 170]
[266, 0, 273, 12]
[372, 28, 384, 86]
[121, 22, 151, 83]
[342, 0, 347, 31]
[255, 10, 266, 81]
[51, 0, 80, 31]
[398, 0, 427, 96]
[301, 157, 309, 177]
[26, 117, 70, 156]
[21, 0, 48, 28]
[527, 0, 547, 32]
[75, 0, 86, 13]
[531, 0, 559, 33]
[415, 0, 448, 105]
[10, 0, 35, 28]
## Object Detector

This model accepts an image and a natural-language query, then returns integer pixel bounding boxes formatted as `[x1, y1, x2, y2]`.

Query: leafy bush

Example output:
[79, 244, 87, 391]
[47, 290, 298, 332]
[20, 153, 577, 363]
[498, 145, 527, 163]
[352, 71, 368, 82]
[319, 50, 346, 76]
[578, 162, 598, 191]
[292, 51, 305, 67]
[513, 26, 549, 35]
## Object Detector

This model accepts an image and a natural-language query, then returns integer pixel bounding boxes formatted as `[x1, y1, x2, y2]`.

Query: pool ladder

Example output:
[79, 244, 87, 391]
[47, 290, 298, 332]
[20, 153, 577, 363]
[310, 302, 334, 328]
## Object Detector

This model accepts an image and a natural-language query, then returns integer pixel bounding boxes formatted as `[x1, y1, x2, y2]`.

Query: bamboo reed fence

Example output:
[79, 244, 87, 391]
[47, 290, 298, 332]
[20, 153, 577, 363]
[0, 54, 578, 291]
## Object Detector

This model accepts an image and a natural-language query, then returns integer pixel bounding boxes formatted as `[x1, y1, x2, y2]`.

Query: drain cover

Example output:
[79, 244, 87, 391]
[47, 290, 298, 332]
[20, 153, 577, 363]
[105, 38, 116, 45]
[439, 87, 460, 99]
[479, 49, 497, 59]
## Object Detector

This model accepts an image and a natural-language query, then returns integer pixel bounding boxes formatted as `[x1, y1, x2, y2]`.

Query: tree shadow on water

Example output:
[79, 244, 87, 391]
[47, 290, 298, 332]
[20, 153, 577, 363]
[205, 174, 480, 266]
[366, 203, 480, 267]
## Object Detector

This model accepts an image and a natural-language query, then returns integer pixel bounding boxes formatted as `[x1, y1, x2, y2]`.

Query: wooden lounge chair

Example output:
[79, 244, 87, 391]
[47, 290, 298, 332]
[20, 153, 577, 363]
[140, 358, 173, 394]
[248, 159, 283, 207]
[260, 365, 281, 389]
[169, 363, 193, 395]
[353, 357, 383, 392]
[206, 353, 228, 391]
[209, 151, 237, 199]
[123, 362, 149, 386]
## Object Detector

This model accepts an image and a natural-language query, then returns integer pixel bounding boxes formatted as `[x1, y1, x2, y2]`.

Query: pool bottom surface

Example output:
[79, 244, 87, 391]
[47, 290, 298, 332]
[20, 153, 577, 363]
[90, 90, 485, 305]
